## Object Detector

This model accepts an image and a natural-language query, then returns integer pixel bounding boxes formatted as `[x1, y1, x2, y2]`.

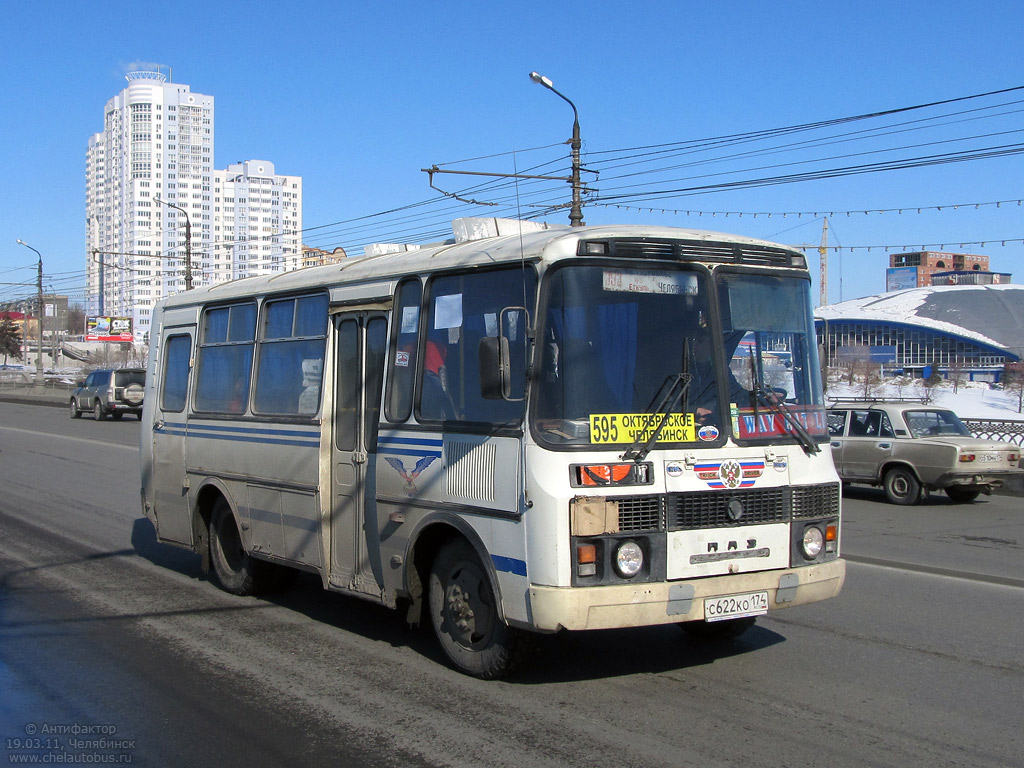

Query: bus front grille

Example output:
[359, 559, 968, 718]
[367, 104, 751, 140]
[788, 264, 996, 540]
[612, 483, 840, 533]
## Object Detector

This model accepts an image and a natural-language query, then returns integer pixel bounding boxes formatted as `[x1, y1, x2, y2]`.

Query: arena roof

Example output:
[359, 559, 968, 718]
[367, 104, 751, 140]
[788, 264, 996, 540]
[814, 284, 1024, 352]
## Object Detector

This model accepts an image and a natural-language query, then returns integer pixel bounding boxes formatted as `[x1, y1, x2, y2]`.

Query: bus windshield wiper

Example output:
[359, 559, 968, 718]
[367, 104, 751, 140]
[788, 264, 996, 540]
[621, 372, 691, 463]
[747, 353, 819, 455]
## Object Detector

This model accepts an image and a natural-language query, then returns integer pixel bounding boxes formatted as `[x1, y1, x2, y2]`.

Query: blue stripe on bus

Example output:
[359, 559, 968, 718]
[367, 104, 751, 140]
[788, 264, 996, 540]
[378, 436, 444, 447]
[377, 434, 444, 458]
[492, 555, 527, 577]
[378, 447, 443, 458]
[155, 421, 319, 448]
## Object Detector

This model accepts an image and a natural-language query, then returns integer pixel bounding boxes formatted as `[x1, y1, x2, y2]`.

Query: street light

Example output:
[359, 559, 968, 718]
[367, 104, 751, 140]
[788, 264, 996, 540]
[529, 71, 584, 227]
[15, 239, 45, 386]
[154, 198, 194, 290]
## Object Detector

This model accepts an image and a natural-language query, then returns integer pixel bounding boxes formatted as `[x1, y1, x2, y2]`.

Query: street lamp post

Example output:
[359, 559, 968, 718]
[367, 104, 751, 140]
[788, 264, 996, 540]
[155, 198, 194, 290]
[15, 239, 45, 386]
[529, 71, 584, 227]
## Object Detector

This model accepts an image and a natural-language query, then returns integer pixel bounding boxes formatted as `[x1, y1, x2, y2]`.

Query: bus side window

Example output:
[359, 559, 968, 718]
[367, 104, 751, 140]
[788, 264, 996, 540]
[194, 302, 256, 414]
[161, 334, 192, 412]
[385, 278, 421, 423]
[420, 266, 537, 425]
[253, 294, 327, 416]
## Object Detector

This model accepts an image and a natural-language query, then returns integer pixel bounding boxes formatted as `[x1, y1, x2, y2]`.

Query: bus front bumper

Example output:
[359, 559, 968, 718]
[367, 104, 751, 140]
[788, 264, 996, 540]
[527, 559, 846, 632]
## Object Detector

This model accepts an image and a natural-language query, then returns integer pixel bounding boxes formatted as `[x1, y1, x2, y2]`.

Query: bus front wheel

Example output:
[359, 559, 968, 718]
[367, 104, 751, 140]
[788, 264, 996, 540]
[209, 498, 270, 596]
[428, 539, 529, 679]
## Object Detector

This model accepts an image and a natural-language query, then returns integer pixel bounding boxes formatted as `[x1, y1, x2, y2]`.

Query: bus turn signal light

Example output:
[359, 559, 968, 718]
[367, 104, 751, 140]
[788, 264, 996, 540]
[577, 543, 598, 577]
[573, 462, 651, 487]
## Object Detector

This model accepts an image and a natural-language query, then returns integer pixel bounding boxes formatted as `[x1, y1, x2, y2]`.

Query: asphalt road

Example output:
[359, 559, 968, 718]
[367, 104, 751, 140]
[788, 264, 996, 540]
[1, 401, 1022, 767]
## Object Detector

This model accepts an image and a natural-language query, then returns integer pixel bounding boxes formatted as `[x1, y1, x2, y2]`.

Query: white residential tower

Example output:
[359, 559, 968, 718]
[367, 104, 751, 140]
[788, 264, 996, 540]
[86, 68, 302, 342]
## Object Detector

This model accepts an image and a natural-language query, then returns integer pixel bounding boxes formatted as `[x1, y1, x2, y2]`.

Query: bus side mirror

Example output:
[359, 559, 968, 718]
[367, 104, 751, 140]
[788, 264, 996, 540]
[479, 336, 510, 400]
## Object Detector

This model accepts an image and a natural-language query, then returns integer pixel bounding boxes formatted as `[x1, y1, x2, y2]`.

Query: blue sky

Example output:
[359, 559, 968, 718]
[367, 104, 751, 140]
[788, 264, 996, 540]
[2, 0, 1023, 308]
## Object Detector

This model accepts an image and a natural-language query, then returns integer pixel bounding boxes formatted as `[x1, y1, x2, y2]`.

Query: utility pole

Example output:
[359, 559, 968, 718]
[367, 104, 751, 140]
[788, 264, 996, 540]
[530, 71, 585, 227]
[16, 239, 44, 386]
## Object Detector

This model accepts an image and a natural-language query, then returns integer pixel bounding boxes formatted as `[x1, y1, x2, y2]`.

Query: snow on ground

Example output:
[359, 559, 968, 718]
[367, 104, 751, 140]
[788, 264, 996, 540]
[826, 378, 1024, 420]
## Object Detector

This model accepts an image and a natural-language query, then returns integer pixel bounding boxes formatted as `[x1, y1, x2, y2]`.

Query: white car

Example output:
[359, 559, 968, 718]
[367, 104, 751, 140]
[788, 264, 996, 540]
[827, 401, 1022, 505]
[70, 368, 146, 421]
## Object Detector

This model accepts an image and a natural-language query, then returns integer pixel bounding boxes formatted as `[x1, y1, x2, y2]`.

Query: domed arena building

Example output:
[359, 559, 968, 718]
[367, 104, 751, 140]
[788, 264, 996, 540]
[815, 284, 1024, 383]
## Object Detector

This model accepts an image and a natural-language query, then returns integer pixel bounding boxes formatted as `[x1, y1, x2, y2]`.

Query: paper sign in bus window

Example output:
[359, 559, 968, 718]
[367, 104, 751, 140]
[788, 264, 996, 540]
[434, 294, 463, 330]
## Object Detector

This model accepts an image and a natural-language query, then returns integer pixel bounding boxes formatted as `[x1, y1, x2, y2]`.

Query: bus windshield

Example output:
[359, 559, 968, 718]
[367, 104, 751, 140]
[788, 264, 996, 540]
[533, 264, 826, 448]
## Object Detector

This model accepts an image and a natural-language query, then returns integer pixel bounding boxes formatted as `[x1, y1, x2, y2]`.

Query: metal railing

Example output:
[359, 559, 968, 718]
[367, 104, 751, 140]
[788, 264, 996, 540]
[962, 418, 1024, 447]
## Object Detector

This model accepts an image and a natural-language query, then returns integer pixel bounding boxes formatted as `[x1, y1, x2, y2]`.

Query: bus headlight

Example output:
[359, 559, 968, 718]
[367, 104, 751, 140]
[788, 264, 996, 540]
[614, 540, 644, 578]
[802, 526, 824, 559]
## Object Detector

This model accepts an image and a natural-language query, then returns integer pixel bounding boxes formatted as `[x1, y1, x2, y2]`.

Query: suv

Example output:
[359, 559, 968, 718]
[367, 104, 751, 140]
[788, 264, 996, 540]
[70, 368, 146, 421]
[827, 400, 1022, 505]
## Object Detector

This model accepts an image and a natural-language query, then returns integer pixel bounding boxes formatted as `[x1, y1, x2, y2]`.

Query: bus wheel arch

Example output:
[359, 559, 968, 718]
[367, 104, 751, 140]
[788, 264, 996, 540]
[198, 487, 273, 596]
[408, 522, 529, 679]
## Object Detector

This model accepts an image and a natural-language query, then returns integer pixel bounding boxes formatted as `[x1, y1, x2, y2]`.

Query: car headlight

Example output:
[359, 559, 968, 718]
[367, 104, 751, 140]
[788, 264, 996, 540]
[802, 526, 824, 559]
[614, 540, 644, 578]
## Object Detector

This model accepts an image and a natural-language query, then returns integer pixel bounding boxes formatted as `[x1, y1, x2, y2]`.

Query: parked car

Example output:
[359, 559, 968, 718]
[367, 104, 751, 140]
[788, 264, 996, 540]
[826, 400, 1022, 505]
[70, 368, 146, 421]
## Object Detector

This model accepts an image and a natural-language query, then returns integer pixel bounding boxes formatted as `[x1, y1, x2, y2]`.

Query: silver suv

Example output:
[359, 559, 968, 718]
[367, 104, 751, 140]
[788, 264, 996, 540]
[70, 368, 146, 421]
[827, 400, 1022, 505]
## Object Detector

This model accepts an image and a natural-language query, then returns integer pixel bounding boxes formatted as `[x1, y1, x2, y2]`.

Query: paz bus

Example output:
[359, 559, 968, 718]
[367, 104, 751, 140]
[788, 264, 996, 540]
[140, 221, 845, 678]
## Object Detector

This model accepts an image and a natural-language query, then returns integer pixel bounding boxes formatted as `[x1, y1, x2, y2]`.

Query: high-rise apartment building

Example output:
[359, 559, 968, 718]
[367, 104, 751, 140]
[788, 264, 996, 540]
[213, 161, 303, 280]
[86, 68, 301, 343]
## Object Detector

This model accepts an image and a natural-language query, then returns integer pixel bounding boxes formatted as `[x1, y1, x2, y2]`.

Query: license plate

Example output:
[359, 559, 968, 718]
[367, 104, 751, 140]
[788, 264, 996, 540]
[978, 453, 1000, 463]
[704, 591, 769, 622]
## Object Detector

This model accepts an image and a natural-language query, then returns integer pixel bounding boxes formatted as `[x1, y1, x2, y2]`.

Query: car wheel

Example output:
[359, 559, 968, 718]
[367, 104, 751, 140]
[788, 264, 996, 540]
[208, 498, 272, 596]
[945, 487, 981, 503]
[69, 398, 81, 418]
[93, 401, 105, 421]
[883, 466, 921, 505]
[680, 616, 757, 641]
[428, 539, 530, 679]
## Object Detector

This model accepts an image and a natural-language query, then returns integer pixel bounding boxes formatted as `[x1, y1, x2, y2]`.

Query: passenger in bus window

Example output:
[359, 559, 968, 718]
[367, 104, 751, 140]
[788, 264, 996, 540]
[421, 335, 458, 420]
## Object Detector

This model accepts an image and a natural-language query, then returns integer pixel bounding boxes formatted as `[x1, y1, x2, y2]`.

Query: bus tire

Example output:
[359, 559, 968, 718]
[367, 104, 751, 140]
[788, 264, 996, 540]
[428, 539, 528, 679]
[680, 616, 756, 641]
[883, 466, 921, 505]
[209, 498, 270, 596]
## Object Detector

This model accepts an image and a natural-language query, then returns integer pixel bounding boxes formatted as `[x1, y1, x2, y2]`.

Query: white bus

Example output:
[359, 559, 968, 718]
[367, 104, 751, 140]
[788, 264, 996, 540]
[140, 223, 845, 678]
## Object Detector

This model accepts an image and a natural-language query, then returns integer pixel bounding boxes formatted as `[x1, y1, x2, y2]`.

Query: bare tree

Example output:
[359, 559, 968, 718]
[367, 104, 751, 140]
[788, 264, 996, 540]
[1003, 363, 1024, 414]
[948, 357, 967, 394]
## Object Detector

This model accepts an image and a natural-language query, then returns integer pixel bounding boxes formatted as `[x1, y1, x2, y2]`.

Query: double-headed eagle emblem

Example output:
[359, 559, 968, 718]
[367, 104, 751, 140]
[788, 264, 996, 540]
[384, 456, 438, 496]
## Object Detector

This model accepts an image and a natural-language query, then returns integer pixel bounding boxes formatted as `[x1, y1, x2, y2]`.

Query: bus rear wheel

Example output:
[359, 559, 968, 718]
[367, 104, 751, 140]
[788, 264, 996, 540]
[428, 539, 528, 679]
[209, 498, 271, 595]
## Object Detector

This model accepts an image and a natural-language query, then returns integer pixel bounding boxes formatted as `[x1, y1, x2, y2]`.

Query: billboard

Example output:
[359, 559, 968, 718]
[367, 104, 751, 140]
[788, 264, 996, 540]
[86, 316, 134, 342]
[886, 267, 919, 292]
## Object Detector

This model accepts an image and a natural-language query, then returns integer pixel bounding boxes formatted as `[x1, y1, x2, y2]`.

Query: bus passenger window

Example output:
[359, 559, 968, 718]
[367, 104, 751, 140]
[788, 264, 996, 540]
[253, 294, 327, 416]
[195, 302, 256, 414]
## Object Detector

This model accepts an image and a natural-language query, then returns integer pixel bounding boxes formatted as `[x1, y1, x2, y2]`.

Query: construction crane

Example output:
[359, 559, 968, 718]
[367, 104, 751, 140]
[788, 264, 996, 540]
[819, 217, 829, 307]
[787, 217, 832, 308]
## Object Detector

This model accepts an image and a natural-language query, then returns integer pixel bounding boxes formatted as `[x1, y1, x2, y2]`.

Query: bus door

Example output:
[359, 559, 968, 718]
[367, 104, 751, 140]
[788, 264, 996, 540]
[150, 329, 195, 544]
[329, 311, 388, 596]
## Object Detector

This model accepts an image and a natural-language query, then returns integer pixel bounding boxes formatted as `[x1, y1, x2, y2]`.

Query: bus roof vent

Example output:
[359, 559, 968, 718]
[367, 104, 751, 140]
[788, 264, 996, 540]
[600, 238, 799, 267]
